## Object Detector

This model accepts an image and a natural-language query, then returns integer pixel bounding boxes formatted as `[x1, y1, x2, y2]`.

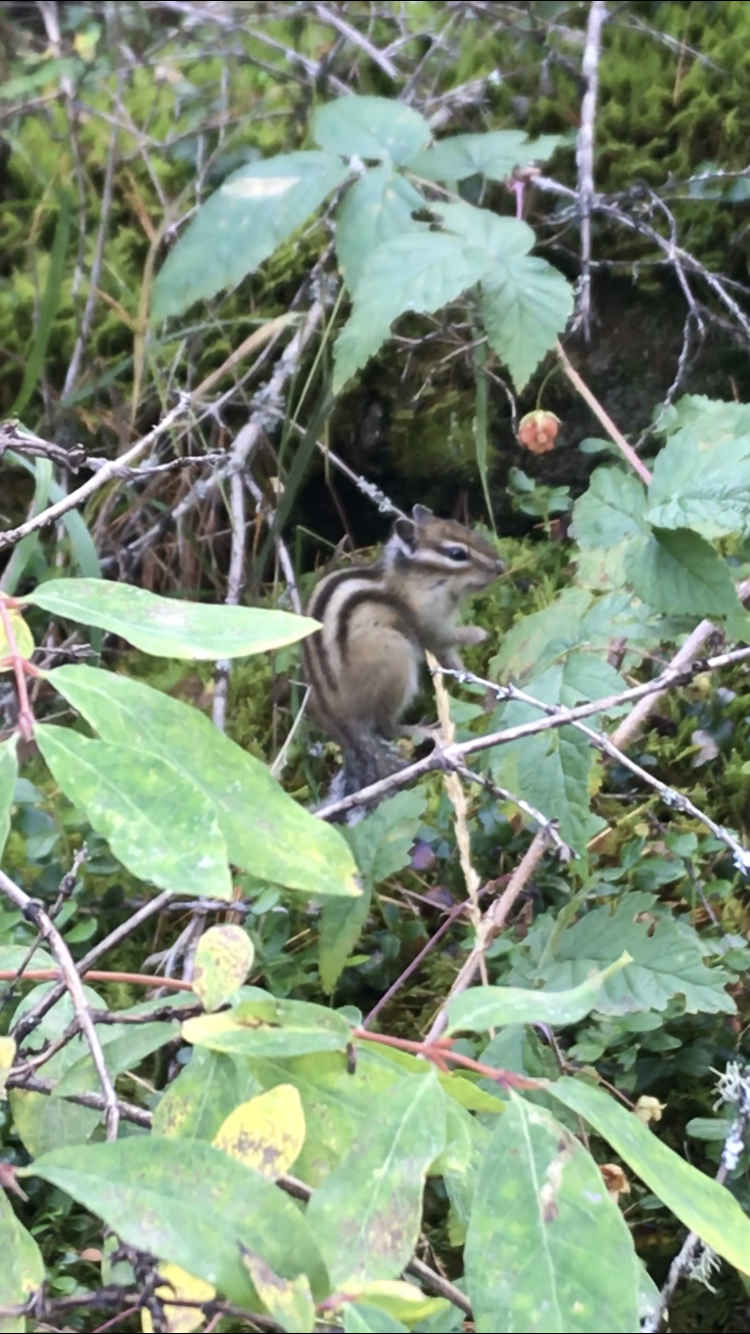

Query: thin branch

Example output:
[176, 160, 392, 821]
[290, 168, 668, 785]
[0, 397, 193, 551]
[0, 868, 120, 1139]
[574, 0, 608, 337]
[316, 645, 750, 824]
[556, 340, 652, 484]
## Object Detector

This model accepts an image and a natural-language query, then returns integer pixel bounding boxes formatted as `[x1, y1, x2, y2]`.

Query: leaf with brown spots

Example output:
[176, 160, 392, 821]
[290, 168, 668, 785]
[213, 1085, 305, 1179]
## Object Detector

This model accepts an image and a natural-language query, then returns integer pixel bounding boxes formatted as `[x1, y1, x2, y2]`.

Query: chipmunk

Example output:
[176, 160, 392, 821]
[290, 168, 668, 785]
[304, 505, 503, 799]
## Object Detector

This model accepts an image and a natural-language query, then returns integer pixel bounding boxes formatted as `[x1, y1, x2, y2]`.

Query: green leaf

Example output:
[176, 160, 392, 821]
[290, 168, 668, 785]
[626, 528, 743, 620]
[345, 789, 427, 886]
[570, 468, 648, 549]
[49, 665, 359, 899]
[524, 891, 735, 1016]
[26, 578, 318, 659]
[0, 737, 18, 861]
[465, 1092, 640, 1333]
[0, 1189, 44, 1323]
[336, 164, 425, 293]
[319, 886, 372, 996]
[446, 957, 631, 1035]
[153, 1048, 261, 1141]
[432, 202, 573, 389]
[489, 654, 626, 857]
[490, 588, 592, 680]
[3, 450, 101, 589]
[305, 1072, 446, 1286]
[647, 396, 750, 538]
[182, 997, 353, 1059]
[344, 1306, 409, 1333]
[333, 232, 489, 393]
[151, 151, 349, 321]
[407, 130, 563, 182]
[53, 1022, 178, 1098]
[23, 1137, 330, 1307]
[313, 96, 430, 165]
[549, 1078, 750, 1278]
[193, 925, 255, 1011]
[480, 258, 573, 391]
[36, 724, 233, 900]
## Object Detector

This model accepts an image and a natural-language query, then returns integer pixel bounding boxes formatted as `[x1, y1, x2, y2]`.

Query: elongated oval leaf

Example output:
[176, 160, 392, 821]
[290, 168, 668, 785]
[465, 1092, 640, 1333]
[26, 578, 319, 659]
[48, 665, 359, 899]
[446, 955, 631, 1035]
[549, 1077, 750, 1276]
[305, 1071, 446, 1287]
[23, 1137, 330, 1307]
[153, 1048, 261, 1142]
[213, 1085, 305, 1179]
[152, 151, 349, 321]
[36, 724, 232, 900]
[183, 997, 352, 1059]
[0, 737, 17, 861]
[313, 96, 429, 165]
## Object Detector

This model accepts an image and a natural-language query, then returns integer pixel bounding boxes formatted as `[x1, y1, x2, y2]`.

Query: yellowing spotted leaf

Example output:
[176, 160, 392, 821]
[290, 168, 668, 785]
[240, 1247, 315, 1334]
[0, 1036, 15, 1097]
[213, 1084, 305, 1179]
[141, 1263, 214, 1334]
[0, 605, 34, 670]
[336, 1279, 451, 1325]
[192, 924, 254, 1012]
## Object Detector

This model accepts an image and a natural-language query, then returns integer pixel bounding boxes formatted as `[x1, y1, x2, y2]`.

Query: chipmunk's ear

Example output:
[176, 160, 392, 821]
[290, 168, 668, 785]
[412, 504, 433, 525]
[393, 517, 417, 551]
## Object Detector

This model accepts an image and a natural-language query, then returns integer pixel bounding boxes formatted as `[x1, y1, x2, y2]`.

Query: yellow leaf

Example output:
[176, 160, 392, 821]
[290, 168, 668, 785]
[213, 1084, 305, 1178]
[141, 1263, 214, 1334]
[335, 1279, 449, 1325]
[0, 606, 34, 671]
[193, 924, 254, 1012]
[0, 1036, 16, 1097]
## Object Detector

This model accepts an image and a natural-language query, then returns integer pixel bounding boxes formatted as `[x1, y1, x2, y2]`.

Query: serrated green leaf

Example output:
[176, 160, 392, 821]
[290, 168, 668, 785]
[23, 1137, 330, 1307]
[151, 151, 349, 320]
[319, 885, 372, 996]
[407, 130, 563, 182]
[549, 1077, 750, 1277]
[626, 528, 742, 619]
[336, 164, 425, 293]
[647, 409, 750, 536]
[465, 1092, 640, 1333]
[26, 578, 318, 658]
[345, 789, 427, 885]
[489, 588, 592, 680]
[480, 257, 573, 391]
[570, 467, 648, 549]
[313, 96, 430, 165]
[183, 997, 352, 1059]
[333, 232, 489, 393]
[446, 956, 630, 1034]
[0, 737, 18, 860]
[48, 665, 359, 899]
[305, 1072, 446, 1287]
[36, 724, 233, 900]
[522, 891, 735, 1016]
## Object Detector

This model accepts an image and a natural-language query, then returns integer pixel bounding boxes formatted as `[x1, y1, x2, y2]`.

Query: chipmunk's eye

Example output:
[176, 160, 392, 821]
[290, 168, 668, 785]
[445, 545, 469, 562]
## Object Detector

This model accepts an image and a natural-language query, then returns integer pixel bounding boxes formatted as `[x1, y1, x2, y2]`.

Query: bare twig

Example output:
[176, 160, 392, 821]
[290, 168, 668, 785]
[574, 0, 608, 337]
[316, 645, 750, 824]
[0, 398, 192, 551]
[556, 340, 653, 484]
